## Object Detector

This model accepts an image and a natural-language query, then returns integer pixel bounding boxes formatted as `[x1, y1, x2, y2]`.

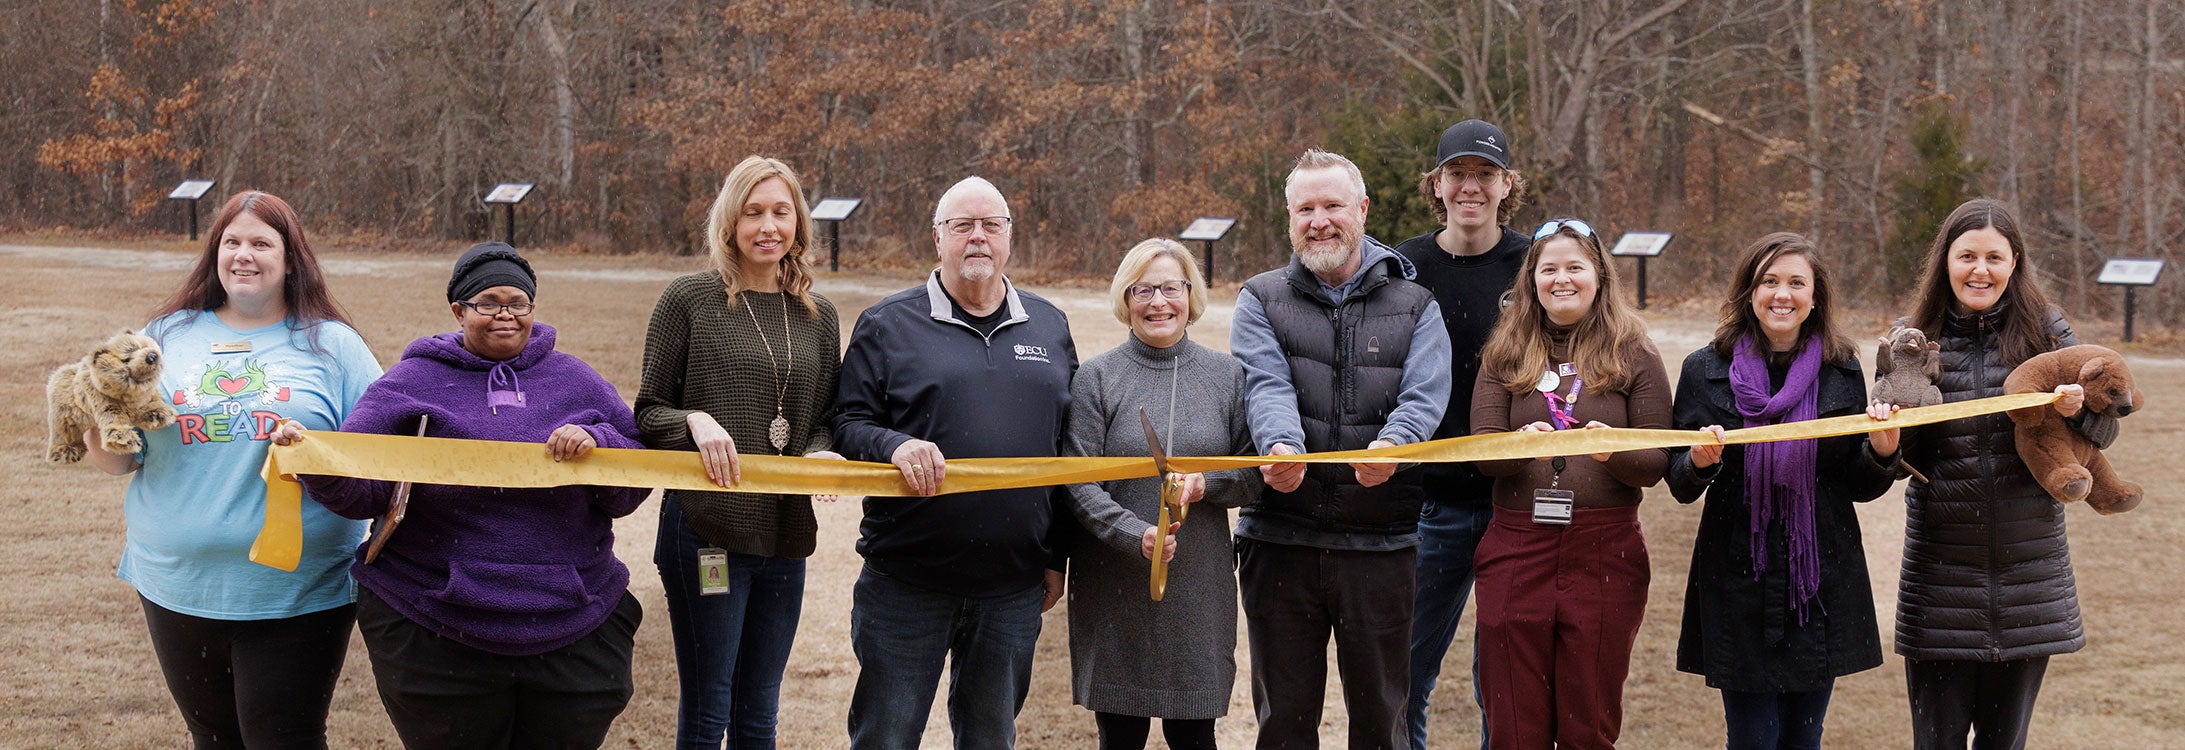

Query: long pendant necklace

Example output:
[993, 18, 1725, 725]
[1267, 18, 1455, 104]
[742, 291, 794, 451]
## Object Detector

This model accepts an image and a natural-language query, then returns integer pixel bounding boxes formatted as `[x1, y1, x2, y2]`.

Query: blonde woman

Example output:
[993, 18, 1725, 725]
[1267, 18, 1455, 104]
[635, 155, 843, 749]
[1062, 239, 1260, 749]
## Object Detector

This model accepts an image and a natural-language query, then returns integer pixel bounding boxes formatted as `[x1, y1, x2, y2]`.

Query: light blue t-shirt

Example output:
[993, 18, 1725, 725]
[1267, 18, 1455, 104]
[120, 311, 382, 619]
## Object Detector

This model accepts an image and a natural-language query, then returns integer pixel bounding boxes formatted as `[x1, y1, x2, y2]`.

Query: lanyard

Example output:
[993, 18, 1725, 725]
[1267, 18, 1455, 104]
[1543, 368, 1583, 430]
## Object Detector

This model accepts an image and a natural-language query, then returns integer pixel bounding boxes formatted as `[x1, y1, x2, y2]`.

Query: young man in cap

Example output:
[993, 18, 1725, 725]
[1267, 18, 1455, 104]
[1393, 118, 1529, 750]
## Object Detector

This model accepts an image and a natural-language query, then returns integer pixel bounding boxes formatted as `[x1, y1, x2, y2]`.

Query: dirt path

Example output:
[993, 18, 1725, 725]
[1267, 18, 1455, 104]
[3, 241, 2179, 747]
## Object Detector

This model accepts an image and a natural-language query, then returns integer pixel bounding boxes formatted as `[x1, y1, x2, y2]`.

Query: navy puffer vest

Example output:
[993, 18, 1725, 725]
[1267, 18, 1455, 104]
[1241, 254, 1434, 534]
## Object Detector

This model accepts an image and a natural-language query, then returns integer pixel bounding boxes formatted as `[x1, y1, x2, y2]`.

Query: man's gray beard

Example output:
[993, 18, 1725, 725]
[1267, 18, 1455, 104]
[1297, 243, 1352, 276]
[957, 260, 996, 283]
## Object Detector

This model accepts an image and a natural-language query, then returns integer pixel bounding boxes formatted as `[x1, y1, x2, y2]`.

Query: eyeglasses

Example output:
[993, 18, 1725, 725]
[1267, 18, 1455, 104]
[936, 216, 1013, 236]
[1443, 166, 1505, 187]
[1127, 280, 1192, 303]
[1533, 218, 1595, 241]
[458, 301, 534, 317]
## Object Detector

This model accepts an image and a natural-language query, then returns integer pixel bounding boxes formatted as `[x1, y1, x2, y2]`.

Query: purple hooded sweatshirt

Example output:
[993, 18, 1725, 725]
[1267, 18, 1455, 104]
[301, 323, 648, 656]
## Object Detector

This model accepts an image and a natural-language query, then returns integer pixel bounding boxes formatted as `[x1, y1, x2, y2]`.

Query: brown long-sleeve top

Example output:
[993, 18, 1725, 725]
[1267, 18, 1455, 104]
[1469, 328, 1673, 510]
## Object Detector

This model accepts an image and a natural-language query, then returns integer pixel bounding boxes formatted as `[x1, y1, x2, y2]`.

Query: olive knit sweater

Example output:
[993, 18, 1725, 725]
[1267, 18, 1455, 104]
[635, 271, 841, 558]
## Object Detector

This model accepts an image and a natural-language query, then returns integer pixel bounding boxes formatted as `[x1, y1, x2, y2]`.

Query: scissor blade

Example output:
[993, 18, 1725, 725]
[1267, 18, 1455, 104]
[364, 414, 428, 564]
[1137, 408, 1171, 475]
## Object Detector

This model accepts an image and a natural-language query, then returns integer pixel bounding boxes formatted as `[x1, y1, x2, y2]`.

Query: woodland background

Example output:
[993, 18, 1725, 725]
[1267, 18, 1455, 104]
[5, 0, 2183, 319]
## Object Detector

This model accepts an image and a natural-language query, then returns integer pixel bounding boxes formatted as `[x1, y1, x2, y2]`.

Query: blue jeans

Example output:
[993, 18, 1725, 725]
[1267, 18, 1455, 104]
[655, 494, 808, 750]
[846, 565, 1044, 750]
[1722, 685, 1833, 750]
[1406, 496, 1493, 750]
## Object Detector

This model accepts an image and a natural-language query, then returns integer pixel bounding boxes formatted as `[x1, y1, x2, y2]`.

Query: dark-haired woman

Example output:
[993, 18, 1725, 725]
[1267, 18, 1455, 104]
[1665, 233, 1905, 750]
[1886, 198, 2108, 750]
[1468, 218, 1671, 749]
[637, 155, 843, 749]
[79, 190, 381, 748]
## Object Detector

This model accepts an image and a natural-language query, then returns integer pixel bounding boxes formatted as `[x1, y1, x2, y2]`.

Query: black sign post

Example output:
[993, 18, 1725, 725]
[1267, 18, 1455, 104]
[810, 198, 863, 272]
[167, 180, 216, 241]
[2097, 258, 2166, 343]
[1609, 232, 1675, 310]
[482, 183, 535, 246]
[1178, 217, 1237, 284]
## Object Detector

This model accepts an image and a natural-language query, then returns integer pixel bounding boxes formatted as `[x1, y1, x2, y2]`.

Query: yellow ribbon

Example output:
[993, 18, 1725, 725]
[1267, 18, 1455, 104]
[249, 391, 2057, 571]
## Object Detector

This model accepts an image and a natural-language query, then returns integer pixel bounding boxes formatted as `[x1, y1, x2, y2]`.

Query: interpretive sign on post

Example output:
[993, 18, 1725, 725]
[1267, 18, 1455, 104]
[1609, 232, 1675, 310]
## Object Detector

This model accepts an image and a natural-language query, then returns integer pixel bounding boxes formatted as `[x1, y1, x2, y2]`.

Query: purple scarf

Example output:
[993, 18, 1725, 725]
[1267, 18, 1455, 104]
[1728, 333, 1824, 624]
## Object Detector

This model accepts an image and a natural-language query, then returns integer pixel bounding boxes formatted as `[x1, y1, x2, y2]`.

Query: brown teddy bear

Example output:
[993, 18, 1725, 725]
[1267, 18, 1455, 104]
[2003, 344, 2144, 514]
[45, 330, 176, 464]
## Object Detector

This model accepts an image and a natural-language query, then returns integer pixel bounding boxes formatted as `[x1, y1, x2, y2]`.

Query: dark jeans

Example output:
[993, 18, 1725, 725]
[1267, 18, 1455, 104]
[1238, 538, 1416, 750]
[1721, 685, 1833, 750]
[847, 565, 1045, 750]
[1407, 497, 1493, 750]
[1906, 656, 2050, 750]
[139, 595, 354, 750]
[356, 586, 641, 750]
[1094, 711, 1217, 750]
[655, 494, 808, 750]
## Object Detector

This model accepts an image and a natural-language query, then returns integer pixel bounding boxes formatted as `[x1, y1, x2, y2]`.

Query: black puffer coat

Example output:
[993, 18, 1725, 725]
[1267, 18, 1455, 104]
[1667, 347, 1900, 691]
[1895, 305, 2110, 661]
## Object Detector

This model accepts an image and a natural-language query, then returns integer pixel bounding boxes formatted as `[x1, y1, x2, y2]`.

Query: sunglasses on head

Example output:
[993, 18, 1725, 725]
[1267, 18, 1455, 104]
[1533, 218, 1595, 241]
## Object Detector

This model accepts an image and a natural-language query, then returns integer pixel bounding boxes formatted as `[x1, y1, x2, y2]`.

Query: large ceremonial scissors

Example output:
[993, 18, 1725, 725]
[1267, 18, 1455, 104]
[363, 415, 428, 564]
[1138, 408, 1187, 601]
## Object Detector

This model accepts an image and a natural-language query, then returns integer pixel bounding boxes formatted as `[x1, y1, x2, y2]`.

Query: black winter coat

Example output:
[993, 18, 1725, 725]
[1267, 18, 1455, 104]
[1895, 305, 2100, 661]
[1667, 346, 1899, 691]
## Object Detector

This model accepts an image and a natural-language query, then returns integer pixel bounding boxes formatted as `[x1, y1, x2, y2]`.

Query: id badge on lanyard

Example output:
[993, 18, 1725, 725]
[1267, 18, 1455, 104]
[1533, 458, 1575, 525]
[1533, 362, 1581, 525]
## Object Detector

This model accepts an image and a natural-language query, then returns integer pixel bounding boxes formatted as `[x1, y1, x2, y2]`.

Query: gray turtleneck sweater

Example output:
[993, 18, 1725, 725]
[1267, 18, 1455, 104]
[1061, 332, 1262, 718]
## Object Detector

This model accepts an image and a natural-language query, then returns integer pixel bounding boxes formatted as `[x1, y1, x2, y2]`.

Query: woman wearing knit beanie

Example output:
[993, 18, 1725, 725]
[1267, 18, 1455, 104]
[276, 241, 650, 748]
[1665, 233, 1904, 750]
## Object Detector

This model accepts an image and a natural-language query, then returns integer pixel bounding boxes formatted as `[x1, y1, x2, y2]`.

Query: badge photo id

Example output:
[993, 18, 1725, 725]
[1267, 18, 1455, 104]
[698, 547, 730, 595]
[1533, 488, 1575, 525]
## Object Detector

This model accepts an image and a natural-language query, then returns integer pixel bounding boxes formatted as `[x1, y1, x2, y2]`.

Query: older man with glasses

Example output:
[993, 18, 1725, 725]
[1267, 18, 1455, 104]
[831, 176, 1080, 749]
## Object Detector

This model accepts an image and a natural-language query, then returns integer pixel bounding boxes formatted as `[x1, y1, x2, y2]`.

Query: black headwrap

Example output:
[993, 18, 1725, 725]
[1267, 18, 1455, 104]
[447, 242, 537, 303]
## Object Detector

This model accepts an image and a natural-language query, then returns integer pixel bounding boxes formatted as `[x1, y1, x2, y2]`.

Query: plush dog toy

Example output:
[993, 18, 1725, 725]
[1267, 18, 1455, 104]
[1871, 326, 1943, 409]
[2003, 344, 2144, 514]
[46, 330, 176, 464]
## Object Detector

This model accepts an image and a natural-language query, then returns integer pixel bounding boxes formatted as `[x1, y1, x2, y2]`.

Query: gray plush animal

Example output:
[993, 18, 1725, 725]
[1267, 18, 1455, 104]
[1870, 326, 1942, 483]
[1872, 326, 1943, 409]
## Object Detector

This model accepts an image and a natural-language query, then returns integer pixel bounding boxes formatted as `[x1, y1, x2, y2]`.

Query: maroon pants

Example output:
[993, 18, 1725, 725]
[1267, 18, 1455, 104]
[1474, 505, 1649, 750]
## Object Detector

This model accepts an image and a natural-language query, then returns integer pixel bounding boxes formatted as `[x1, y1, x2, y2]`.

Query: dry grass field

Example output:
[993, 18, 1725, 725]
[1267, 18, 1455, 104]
[2, 237, 2180, 748]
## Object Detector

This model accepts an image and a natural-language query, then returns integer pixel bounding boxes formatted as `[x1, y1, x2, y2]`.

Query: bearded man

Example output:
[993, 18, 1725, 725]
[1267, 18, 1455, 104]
[1228, 149, 1453, 749]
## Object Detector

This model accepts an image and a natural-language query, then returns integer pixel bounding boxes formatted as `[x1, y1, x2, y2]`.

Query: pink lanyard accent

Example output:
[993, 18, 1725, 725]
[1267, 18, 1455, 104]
[1544, 370, 1583, 430]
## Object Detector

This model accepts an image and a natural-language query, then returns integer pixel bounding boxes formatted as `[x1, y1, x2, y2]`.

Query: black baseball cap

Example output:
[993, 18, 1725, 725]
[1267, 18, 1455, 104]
[1435, 119, 1511, 170]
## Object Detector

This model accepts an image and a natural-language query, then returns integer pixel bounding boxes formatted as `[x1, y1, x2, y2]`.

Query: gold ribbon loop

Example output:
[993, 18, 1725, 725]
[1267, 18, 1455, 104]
[249, 391, 2056, 571]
